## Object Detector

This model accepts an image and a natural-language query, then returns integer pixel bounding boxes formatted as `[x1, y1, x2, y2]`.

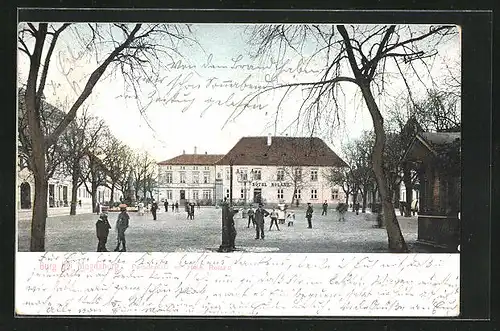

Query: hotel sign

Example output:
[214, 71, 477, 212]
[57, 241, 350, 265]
[252, 182, 292, 187]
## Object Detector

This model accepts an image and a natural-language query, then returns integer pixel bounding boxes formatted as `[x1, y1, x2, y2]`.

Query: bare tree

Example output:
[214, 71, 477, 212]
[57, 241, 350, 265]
[60, 111, 106, 215]
[101, 136, 133, 205]
[18, 23, 193, 251]
[239, 24, 457, 252]
[131, 151, 157, 202]
[281, 166, 305, 206]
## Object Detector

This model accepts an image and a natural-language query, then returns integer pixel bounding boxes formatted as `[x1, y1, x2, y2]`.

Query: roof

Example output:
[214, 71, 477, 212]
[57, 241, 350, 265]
[215, 136, 347, 167]
[157, 154, 224, 166]
[419, 132, 460, 149]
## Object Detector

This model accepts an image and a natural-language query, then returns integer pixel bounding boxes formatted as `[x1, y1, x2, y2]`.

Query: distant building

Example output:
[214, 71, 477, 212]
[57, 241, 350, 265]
[215, 136, 348, 206]
[156, 149, 224, 206]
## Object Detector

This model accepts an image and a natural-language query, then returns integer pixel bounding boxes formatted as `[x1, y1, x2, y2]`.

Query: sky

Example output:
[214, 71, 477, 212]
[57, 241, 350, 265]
[17, 23, 461, 162]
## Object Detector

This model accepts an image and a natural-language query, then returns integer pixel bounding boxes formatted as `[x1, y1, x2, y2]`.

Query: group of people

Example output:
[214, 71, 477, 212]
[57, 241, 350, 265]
[95, 204, 129, 252]
[185, 201, 197, 220]
[246, 202, 315, 240]
[163, 201, 181, 213]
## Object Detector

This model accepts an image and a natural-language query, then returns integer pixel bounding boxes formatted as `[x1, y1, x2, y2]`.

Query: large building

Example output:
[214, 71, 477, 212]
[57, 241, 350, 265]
[156, 149, 224, 206]
[215, 136, 348, 206]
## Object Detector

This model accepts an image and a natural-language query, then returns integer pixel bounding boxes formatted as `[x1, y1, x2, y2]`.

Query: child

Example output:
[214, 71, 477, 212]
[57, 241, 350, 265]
[269, 208, 280, 231]
[287, 210, 295, 227]
[96, 213, 111, 252]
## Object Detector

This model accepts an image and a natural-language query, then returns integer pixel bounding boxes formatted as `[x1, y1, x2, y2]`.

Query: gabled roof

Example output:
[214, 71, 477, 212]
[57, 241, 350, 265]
[215, 136, 347, 167]
[157, 154, 224, 166]
[402, 132, 461, 162]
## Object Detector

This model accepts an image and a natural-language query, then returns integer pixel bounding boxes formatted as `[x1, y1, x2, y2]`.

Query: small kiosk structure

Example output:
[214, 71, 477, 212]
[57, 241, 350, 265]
[402, 132, 461, 252]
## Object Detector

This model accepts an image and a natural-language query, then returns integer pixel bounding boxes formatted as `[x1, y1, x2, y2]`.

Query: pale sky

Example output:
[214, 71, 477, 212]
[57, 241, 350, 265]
[17, 23, 460, 162]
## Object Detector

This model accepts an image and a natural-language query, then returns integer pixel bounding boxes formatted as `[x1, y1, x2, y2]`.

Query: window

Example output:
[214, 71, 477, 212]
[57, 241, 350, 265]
[180, 172, 186, 184]
[311, 189, 318, 199]
[166, 190, 173, 200]
[167, 166, 172, 170]
[203, 172, 210, 184]
[253, 169, 262, 180]
[294, 189, 301, 199]
[311, 169, 318, 181]
[193, 166, 198, 170]
[226, 189, 230, 198]
[226, 169, 230, 180]
[180, 166, 186, 170]
[192, 190, 199, 200]
[277, 189, 284, 199]
[331, 188, 339, 200]
[276, 169, 284, 181]
[205, 166, 210, 170]
[166, 172, 173, 184]
[241, 189, 244, 199]
[203, 190, 211, 200]
[295, 168, 302, 180]
[239, 169, 248, 181]
[217, 172, 222, 179]
[192, 172, 199, 184]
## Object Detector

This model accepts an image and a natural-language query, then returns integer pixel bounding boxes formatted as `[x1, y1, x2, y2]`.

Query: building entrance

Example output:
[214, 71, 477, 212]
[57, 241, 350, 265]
[253, 188, 262, 204]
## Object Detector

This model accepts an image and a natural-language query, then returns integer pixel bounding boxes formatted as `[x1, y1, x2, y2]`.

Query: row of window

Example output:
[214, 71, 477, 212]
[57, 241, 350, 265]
[224, 188, 340, 200]
[160, 171, 211, 184]
[226, 168, 319, 181]
[163, 190, 212, 200]
[162, 166, 211, 171]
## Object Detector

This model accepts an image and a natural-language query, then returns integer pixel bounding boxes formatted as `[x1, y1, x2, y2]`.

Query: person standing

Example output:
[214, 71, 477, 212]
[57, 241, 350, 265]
[175, 201, 179, 212]
[278, 207, 286, 225]
[247, 206, 255, 228]
[96, 213, 111, 252]
[322, 200, 328, 215]
[138, 201, 144, 216]
[189, 202, 195, 220]
[306, 203, 313, 229]
[172, 202, 175, 212]
[164, 200, 169, 212]
[287, 210, 295, 227]
[114, 204, 130, 252]
[254, 203, 269, 240]
[269, 208, 280, 231]
[197, 201, 200, 210]
[151, 200, 158, 220]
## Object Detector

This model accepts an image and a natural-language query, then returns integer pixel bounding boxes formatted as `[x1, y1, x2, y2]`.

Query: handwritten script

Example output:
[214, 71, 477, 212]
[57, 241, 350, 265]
[16, 253, 459, 316]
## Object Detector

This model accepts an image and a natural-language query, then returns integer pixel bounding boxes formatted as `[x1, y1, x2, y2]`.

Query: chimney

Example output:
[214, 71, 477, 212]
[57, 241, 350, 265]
[182, 150, 185, 155]
[267, 133, 272, 146]
[194, 146, 197, 154]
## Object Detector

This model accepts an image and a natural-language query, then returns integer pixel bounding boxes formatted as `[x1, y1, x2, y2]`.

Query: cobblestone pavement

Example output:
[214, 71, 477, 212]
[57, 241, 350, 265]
[17, 207, 424, 253]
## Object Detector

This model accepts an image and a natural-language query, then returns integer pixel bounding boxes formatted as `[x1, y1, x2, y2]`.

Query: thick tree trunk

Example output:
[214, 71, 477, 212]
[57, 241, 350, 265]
[91, 183, 98, 213]
[31, 172, 48, 251]
[109, 183, 115, 205]
[344, 192, 349, 204]
[70, 176, 78, 215]
[360, 83, 407, 252]
[352, 189, 358, 212]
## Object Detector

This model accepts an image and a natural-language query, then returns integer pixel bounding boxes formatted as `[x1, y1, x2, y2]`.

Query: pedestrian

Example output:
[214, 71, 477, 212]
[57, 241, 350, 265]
[96, 213, 111, 252]
[96, 202, 100, 214]
[354, 202, 360, 215]
[164, 200, 169, 212]
[185, 202, 190, 219]
[287, 210, 295, 227]
[114, 204, 129, 252]
[254, 203, 269, 240]
[322, 200, 328, 215]
[138, 201, 144, 216]
[175, 202, 179, 212]
[172, 203, 175, 212]
[78, 200, 82, 207]
[269, 208, 280, 231]
[247, 206, 255, 228]
[197, 201, 200, 210]
[306, 203, 313, 228]
[337, 203, 348, 222]
[151, 200, 158, 220]
[278, 207, 286, 225]
[189, 202, 195, 220]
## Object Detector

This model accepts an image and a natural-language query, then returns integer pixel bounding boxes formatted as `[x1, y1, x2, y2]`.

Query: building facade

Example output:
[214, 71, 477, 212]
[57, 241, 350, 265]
[215, 136, 348, 206]
[17, 166, 122, 210]
[156, 151, 224, 206]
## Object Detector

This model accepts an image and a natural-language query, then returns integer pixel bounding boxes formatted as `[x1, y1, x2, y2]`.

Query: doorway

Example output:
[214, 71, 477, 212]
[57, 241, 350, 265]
[253, 188, 262, 203]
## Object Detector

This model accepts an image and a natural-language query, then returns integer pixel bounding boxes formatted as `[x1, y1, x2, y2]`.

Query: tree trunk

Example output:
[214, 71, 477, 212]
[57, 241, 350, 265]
[70, 175, 78, 215]
[362, 189, 368, 213]
[109, 183, 115, 205]
[91, 183, 98, 213]
[352, 188, 358, 212]
[31, 172, 48, 251]
[344, 192, 349, 204]
[403, 165, 413, 217]
[360, 83, 407, 252]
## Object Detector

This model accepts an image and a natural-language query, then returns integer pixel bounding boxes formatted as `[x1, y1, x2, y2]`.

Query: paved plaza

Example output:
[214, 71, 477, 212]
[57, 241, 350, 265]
[17, 207, 422, 253]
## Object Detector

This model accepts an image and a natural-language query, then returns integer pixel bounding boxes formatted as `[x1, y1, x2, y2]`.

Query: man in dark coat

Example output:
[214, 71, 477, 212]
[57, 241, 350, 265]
[189, 202, 195, 220]
[175, 202, 179, 212]
[306, 203, 313, 228]
[164, 200, 169, 212]
[151, 200, 158, 220]
[322, 200, 328, 215]
[96, 213, 111, 252]
[114, 204, 130, 252]
[254, 203, 269, 240]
